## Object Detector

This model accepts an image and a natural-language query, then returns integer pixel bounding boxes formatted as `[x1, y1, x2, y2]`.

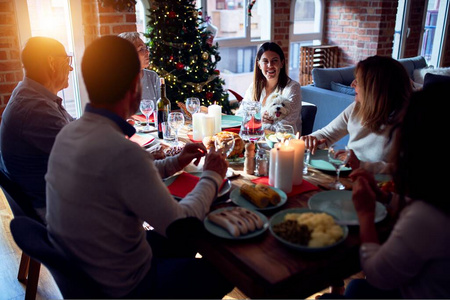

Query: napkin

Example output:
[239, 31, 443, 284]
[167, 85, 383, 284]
[132, 114, 154, 123]
[251, 176, 319, 197]
[222, 127, 240, 133]
[129, 134, 155, 147]
[167, 172, 227, 198]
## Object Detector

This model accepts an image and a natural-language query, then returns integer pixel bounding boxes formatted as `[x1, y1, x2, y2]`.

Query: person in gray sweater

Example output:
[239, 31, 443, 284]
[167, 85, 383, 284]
[45, 36, 232, 298]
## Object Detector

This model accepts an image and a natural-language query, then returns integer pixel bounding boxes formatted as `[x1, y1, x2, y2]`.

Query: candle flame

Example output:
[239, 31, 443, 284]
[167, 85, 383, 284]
[296, 132, 300, 139]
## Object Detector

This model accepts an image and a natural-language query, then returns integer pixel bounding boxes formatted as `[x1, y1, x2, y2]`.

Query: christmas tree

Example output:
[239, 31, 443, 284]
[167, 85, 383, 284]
[145, 0, 231, 114]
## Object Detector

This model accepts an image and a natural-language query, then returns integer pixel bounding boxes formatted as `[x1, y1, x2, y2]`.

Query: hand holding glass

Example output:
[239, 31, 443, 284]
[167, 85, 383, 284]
[328, 144, 350, 190]
[214, 132, 235, 157]
[168, 112, 185, 144]
[139, 99, 155, 132]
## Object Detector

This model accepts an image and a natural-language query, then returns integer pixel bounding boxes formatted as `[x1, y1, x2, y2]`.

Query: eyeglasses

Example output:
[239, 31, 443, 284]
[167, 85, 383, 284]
[52, 55, 73, 67]
[138, 46, 150, 54]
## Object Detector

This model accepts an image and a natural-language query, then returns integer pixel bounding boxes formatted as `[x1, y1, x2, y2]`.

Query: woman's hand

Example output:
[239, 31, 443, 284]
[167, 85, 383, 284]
[203, 147, 228, 178]
[347, 149, 361, 170]
[300, 135, 326, 154]
[262, 111, 273, 124]
[349, 169, 391, 204]
[177, 142, 207, 168]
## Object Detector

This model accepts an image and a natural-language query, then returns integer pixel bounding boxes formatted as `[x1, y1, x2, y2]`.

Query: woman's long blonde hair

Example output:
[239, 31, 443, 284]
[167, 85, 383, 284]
[355, 56, 412, 132]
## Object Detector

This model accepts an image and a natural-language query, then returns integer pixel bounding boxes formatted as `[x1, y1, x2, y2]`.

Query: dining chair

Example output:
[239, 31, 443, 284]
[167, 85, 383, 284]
[0, 171, 43, 300]
[10, 216, 107, 299]
[300, 103, 317, 136]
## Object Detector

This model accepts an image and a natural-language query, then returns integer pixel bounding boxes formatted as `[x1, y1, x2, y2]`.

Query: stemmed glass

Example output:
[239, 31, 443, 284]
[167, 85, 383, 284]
[139, 99, 155, 133]
[186, 97, 200, 128]
[214, 132, 235, 157]
[168, 112, 185, 145]
[274, 124, 295, 142]
[328, 144, 350, 190]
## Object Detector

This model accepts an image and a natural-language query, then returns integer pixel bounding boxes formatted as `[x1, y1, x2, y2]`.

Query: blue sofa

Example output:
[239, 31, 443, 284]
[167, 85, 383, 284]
[300, 56, 427, 144]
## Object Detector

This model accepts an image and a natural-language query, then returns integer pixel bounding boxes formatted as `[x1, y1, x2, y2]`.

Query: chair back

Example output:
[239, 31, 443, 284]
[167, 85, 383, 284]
[301, 104, 317, 136]
[10, 217, 107, 299]
[0, 170, 42, 222]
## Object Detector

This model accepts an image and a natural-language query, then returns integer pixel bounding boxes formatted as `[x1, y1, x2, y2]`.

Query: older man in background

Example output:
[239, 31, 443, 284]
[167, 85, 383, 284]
[0, 36, 74, 223]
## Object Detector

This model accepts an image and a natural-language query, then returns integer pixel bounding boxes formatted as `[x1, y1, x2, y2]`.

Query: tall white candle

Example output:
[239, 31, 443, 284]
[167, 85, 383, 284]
[202, 114, 215, 138]
[275, 142, 294, 193]
[192, 113, 204, 141]
[208, 104, 222, 134]
[269, 145, 278, 186]
[288, 137, 305, 185]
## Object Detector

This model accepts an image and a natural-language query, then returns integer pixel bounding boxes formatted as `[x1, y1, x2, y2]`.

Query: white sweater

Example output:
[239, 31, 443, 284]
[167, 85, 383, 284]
[310, 102, 393, 173]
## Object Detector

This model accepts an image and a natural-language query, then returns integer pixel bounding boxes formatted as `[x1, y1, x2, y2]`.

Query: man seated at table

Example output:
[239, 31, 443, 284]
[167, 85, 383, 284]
[0, 36, 75, 223]
[45, 35, 233, 298]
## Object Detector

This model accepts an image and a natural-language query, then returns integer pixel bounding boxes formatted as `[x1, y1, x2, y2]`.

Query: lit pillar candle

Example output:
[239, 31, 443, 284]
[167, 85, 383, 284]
[192, 113, 204, 141]
[269, 144, 278, 186]
[208, 103, 222, 134]
[288, 137, 305, 185]
[275, 142, 294, 193]
[202, 114, 215, 138]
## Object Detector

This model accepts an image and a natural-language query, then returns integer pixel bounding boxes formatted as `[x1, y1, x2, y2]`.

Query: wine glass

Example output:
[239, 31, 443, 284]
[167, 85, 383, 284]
[168, 112, 185, 145]
[139, 99, 155, 132]
[328, 144, 350, 190]
[214, 132, 235, 157]
[274, 124, 295, 142]
[185, 97, 200, 128]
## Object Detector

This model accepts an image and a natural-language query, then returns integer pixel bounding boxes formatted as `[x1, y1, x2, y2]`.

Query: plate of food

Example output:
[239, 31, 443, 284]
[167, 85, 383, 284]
[308, 190, 387, 225]
[230, 183, 287, 211]
[221, 115, 242, 129]
[308, 149, 352, 172]
[202, 131, 245, 162]
[269, 208, 348, 252]
[204, 207, 269, 239]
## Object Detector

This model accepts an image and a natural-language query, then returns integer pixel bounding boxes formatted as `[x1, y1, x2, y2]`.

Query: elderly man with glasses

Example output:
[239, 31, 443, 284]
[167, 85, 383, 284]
[0, 36, 75, 223]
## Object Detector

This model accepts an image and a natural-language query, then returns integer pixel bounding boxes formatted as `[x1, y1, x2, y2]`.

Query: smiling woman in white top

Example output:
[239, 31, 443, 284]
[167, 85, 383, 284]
[235, 42, 302, 133]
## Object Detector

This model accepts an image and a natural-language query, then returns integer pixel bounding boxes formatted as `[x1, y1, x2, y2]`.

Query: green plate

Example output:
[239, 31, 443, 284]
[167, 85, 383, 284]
[269, 208, 348, 252]
[221, 115, 242, 129]
[309, 149, 352, 172]
[308, 190, 387, 225]
[204, 207, 269, 239]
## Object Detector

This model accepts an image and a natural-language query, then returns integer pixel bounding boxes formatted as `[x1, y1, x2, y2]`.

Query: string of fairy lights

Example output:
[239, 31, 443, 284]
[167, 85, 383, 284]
[146, 0, 228, 108]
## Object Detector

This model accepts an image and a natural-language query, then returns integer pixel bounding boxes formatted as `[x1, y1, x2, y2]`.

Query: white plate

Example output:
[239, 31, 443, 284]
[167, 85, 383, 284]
[308, 149, 352, 172]
[164, 172, 231, 199]
[308, 190, 387, 225]
[230, 185, 287, 211]
[221, 115, 242, 129]
[269, 208, 348, 252]
[204, 207, 269, 239]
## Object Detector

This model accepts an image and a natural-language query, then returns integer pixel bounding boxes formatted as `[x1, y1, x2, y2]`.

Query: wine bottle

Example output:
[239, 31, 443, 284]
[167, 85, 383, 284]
[157, 78, 171, 139]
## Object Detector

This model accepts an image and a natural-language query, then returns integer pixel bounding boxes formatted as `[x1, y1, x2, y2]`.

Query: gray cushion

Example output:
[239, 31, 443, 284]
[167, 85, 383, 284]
[330, 81, 355, 95]
[312, 66, 355, 90]
[398, 56, 427, 79]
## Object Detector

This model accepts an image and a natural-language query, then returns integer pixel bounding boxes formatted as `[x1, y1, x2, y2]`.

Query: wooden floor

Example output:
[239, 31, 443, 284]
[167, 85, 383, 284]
[0, 189, 362, 300]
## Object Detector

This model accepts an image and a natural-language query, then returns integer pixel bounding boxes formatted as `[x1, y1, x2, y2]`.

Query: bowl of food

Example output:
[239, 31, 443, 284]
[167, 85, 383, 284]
[269, 208, 348, 252]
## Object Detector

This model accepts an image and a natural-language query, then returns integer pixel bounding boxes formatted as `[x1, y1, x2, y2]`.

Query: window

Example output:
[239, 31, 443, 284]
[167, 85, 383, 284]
[202, 0, 272, 95]
[289, 0, 324, 81]
[15, 0, 85, 118]
[136, 0, 150, 41]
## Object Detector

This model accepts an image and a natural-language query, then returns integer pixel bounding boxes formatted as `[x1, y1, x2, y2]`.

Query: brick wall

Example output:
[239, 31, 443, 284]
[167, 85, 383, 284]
[0, 0, 22, 121]
[324, 0, 399, 67]
[273, 0, 291, 62]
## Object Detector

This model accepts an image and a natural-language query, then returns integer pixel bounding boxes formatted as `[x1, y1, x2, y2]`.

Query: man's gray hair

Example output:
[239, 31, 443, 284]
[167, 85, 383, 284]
[118, 32, 141, 46]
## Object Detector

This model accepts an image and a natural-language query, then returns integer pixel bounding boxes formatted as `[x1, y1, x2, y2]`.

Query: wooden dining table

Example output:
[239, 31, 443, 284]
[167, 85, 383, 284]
[140, 121, 395, 299]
